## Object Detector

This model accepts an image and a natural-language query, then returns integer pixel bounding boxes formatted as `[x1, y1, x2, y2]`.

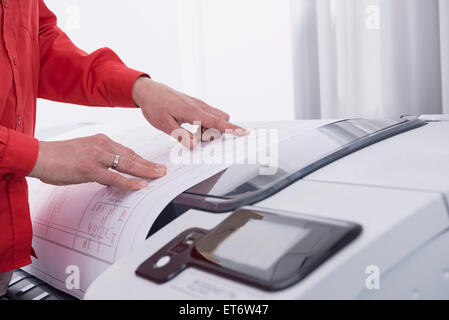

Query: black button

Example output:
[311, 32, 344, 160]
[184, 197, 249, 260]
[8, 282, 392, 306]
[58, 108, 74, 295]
[3, 173, 13, 181]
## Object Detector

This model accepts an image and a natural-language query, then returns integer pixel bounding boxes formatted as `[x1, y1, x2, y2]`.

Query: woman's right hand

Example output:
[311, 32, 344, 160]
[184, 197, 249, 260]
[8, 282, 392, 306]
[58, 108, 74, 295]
[29, 134, 166, 190]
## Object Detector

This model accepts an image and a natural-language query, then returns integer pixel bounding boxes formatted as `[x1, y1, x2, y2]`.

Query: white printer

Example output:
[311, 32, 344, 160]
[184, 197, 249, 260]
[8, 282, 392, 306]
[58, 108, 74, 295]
[79, 115, 449, 300]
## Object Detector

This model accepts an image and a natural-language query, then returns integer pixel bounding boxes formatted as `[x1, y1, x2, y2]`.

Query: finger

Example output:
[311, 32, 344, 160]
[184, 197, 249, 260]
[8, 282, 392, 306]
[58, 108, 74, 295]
[95, 169, 148, 190]
[197, 112, 250, 136]
[200, 126, 222, 142]
[194, 99, 230, 121]
[96, 135, 165, 169]
[167, 116, 198, 150]
[100, 152, 167, 180]
[107, 139, 166, 169]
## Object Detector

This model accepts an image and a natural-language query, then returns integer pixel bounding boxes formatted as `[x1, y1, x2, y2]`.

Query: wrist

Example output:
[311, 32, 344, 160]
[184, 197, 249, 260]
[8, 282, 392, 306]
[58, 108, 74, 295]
[29, 141, 45, 179]
[132, 76, 153, 107]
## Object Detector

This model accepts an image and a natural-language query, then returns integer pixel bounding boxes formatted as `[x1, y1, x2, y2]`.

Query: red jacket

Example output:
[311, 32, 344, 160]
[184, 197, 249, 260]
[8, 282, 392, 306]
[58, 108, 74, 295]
[0, 0, 145, 273]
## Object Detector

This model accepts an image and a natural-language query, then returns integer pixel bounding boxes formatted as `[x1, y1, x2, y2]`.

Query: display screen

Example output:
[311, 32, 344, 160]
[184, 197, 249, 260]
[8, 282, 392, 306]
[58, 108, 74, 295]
[212, 219, 310, 270]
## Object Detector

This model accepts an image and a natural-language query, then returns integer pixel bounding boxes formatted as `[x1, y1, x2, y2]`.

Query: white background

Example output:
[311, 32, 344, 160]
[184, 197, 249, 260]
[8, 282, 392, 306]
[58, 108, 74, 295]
[37, 0, 296, 135]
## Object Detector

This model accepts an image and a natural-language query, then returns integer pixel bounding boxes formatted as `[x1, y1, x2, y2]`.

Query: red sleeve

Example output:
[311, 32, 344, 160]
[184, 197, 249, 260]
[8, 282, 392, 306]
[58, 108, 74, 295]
[37, 0, 149, 108]
[0, 126, 39, 180]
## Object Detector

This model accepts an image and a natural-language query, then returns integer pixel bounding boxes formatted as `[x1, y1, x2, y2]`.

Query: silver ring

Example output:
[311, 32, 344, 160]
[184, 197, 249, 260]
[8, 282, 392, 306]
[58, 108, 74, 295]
[111, 155, 120, 169]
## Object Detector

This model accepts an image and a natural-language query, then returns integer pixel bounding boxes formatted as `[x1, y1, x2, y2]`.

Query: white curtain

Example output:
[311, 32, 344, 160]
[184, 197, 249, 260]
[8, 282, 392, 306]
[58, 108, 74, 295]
[291, 0, 449, 119]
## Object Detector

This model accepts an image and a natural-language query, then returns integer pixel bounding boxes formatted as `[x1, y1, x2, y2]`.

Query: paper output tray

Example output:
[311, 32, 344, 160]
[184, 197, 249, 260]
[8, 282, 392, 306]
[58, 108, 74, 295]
[172, 118, 425, 214]
[148, 118, 424, 237]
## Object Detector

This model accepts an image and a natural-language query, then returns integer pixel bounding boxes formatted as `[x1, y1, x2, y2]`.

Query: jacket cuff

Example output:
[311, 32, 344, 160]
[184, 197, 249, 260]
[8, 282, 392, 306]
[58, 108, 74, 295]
[0, 130, 39, 180]
[107, 64, 150, 108]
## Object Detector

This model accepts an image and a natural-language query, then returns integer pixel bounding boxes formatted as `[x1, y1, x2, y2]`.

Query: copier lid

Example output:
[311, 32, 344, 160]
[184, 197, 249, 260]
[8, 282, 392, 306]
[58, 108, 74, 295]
[173, 118, 425, 213]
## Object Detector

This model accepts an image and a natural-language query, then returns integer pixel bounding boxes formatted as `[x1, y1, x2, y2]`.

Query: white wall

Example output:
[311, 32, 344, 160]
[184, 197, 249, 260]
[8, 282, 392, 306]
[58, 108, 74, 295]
[197, 0, 295, 121]
[37, 0, 295, 136]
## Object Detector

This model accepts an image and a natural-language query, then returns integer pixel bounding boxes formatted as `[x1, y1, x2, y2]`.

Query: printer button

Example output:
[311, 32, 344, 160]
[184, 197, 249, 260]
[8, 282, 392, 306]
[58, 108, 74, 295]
[32, 292, 50, 300]
[17, 283, 37, 296]
[154, 255, 171, 269]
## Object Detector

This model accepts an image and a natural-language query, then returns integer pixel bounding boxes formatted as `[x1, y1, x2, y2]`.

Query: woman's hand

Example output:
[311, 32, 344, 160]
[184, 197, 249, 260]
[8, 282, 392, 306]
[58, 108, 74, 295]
[29, 134, 166, 190]
[29, 78, 246, 190]
[132, 77, 249, 149]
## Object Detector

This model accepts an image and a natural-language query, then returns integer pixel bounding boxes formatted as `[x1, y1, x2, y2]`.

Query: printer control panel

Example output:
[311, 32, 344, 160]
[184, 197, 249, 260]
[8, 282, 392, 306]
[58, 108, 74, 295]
[137, 207, 362, 291]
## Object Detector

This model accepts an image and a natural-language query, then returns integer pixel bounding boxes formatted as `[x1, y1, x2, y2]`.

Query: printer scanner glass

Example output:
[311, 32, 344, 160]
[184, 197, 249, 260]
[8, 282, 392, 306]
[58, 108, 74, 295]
[186, 119, 405, 199]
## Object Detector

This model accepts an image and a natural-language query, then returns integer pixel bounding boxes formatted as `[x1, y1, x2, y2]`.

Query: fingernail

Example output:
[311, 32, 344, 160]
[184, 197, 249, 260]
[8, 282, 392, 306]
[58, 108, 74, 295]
[235, 128, 250, 136]
[157, 168, 166, 176]
[138, 180, 148, 188]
